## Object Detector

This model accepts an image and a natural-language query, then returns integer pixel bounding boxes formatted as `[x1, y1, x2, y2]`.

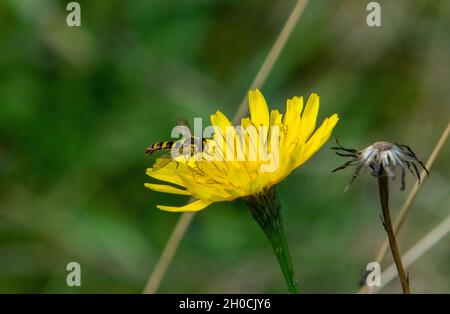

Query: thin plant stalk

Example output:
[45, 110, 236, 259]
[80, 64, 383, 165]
[265, 224, 298, 294]
[377, 175, 410, 294]
[373, 214, 450, 293]
[359, 120, 449, 294]
[245, 187, 298, 293]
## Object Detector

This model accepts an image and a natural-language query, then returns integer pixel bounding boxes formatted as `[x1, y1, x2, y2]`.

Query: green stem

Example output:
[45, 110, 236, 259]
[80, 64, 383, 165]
[244, 186, 299, 294]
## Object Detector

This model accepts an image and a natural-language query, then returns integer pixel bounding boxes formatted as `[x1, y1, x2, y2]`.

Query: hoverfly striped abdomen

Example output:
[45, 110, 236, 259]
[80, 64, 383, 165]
[145, 141, 175, 156]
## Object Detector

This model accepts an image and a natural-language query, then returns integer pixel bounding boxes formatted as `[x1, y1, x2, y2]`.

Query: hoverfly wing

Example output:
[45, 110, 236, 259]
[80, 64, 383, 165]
[176, 116, 206, 149]
[176, 116, 196, 152]
[176, 116, 191, 131]
[152, 155, 173, 171]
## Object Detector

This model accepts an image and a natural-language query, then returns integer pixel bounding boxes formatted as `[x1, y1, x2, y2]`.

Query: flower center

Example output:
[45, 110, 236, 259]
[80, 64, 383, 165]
[372, 141, 392, 151]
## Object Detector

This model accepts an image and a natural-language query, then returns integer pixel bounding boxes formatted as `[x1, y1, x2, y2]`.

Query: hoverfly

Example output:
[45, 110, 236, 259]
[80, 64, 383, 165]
[145, 117, 208, 171]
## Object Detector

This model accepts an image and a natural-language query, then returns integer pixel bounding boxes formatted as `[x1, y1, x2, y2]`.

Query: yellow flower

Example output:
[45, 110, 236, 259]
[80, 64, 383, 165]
[145, 89, 339, 212]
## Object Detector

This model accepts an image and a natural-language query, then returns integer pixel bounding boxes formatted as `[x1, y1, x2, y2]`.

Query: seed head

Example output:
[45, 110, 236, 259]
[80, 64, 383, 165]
[331, 140, 429, 191]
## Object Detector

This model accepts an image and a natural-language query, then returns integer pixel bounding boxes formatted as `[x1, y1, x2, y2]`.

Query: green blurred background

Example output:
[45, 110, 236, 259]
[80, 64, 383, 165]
[0, 0, 449, 293]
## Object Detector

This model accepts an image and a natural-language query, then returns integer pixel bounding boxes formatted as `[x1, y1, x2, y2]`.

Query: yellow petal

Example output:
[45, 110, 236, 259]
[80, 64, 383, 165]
[241, 117, 253, 128]
[249, 89, 269, 127]
[178, 171, 229, 200]
[270, 109, 282, 126]
[301, 93, 319, 140]
[144, 183, 191, 195]
[157, 199, 213, 212]
[295, 113, 339, 167]
[210, 110, 232, 134]
[146, 166, 186, 187]
[210, 111, 233, 159]
[268, 109, 283, 152]
[282, 96, 303, 155]
[282, 96, 303, 128]
[240, 117, 258, 160]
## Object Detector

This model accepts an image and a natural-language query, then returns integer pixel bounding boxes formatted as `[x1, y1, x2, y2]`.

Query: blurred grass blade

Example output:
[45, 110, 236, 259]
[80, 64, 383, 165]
[371, 214, 450, 293]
